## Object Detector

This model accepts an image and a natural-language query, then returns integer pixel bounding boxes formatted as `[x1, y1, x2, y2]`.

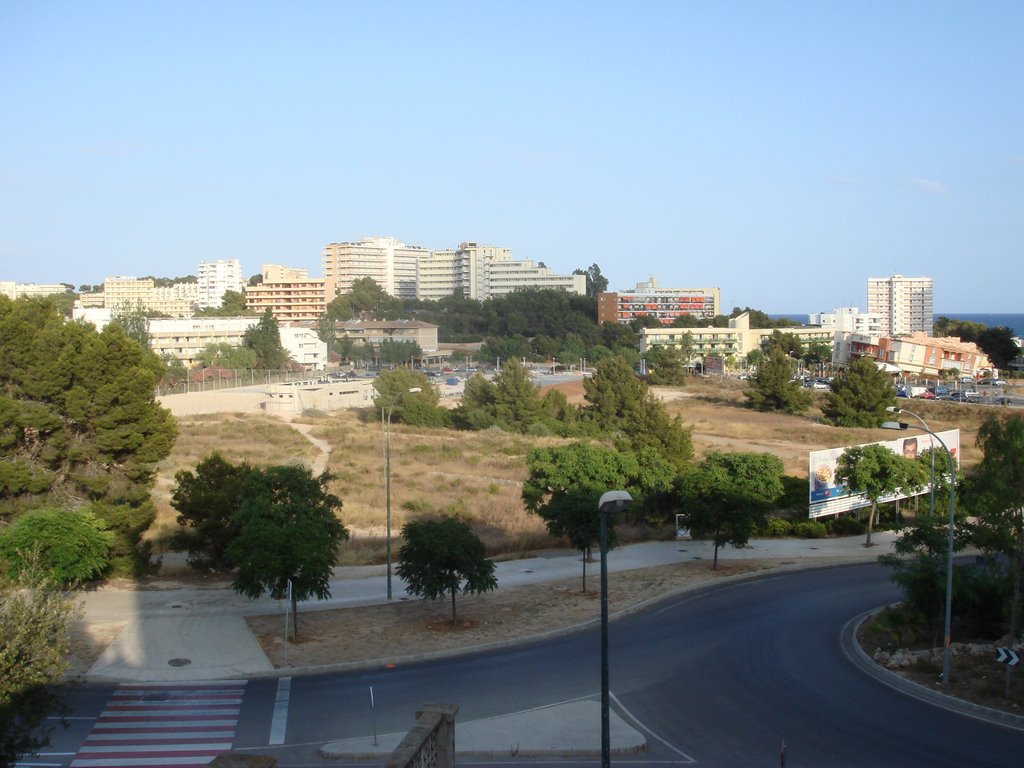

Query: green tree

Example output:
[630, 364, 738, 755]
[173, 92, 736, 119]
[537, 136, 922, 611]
[675, 452, 785, 569]
[457, 373, 499, 430]
[762, 330, 804, 358]
[0, 574, 79, 768]
[834, 443, 927, 547]
[745, 347, 812, 414]
[976, 327, 1020, 371]
[584, 355, 692, 471]
[821, 356, 896, 427]
[0, 508, 113, 586]
[315, 315, 336, 360]
[573, 263, 608, 298]
[242, 310, 288, 369]
[523, 442, 673, 590]
[379, 339, 422, 366]
[492, 357, 543, 432]
[396, 517, 498, 623]
[372, 368, 445, 426]
[583, 356, 647, 426]
[0, 297, 177, 575]
[197, 342, 258, 369]
[932, 316, 986, 342]
[227, 466, 348, 638]
[109, 302, 151, 349]
[644, 344, 688, 386]
[967, 414, 1024, 678]
[170, 453, 257, 572]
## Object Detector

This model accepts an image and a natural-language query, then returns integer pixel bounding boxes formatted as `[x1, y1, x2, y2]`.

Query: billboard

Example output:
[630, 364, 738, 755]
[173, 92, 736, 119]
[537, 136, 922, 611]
[808, 429, 960, 519]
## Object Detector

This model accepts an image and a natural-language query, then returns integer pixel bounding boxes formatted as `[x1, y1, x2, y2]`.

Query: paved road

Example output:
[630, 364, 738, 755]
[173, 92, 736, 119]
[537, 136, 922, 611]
[42, 548, 1024, 768]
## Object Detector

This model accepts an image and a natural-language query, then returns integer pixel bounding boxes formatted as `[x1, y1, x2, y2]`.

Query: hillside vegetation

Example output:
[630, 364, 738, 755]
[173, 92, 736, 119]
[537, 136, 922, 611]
[148, 376, 989, 567]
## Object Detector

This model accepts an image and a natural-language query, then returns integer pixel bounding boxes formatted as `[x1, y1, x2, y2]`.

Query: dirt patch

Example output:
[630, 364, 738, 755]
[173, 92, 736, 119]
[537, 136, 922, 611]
[245, 558, 807, 670]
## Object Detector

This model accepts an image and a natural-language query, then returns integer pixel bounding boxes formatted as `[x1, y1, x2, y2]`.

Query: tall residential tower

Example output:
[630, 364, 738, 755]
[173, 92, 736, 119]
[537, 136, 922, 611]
[866, 274, 933, 336]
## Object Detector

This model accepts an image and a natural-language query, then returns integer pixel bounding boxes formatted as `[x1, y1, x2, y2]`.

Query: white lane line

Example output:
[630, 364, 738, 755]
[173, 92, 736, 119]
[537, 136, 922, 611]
[610, 691, 697, 763]
[268, 676, 291, 746]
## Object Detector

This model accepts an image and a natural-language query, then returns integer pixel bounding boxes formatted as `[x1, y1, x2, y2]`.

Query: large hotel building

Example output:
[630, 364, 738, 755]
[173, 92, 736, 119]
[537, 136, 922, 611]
[598, 277, 720, 325]
[866, 274, 933, 337]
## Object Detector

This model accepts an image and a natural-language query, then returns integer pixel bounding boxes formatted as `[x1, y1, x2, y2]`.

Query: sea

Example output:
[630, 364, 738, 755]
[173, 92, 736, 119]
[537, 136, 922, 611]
[770, 313, 1024, 336]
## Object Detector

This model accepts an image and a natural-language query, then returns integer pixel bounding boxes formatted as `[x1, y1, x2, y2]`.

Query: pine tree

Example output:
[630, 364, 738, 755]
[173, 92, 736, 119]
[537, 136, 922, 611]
[822, 356, 896, 427]
[745, 347, 812, 414]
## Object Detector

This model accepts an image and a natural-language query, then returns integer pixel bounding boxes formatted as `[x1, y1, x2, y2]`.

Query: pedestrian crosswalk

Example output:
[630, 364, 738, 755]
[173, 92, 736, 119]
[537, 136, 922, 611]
[71, 682, 246, 768]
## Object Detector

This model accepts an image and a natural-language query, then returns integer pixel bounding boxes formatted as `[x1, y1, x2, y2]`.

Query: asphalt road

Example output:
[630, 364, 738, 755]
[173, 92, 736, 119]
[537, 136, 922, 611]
[49, 564, 1024, 768]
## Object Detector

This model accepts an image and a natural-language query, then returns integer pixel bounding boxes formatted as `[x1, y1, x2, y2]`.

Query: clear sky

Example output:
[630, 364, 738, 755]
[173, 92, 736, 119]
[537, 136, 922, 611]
[2, 1, 1021, 313]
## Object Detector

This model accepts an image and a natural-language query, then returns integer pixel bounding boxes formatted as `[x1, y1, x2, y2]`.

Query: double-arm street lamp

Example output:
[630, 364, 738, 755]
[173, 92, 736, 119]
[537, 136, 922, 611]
[882, 408, 957, 683]
[383, 386, 422, 600]
[597, 490, 633, 768]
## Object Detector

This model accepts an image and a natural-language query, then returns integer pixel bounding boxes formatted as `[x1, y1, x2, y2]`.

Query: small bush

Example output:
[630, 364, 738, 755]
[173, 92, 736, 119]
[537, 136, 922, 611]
[0, 507, 114, 586]
[828, 515, 866, 536]
[763, 518, 793, 537]
[792, 521, 828, 539]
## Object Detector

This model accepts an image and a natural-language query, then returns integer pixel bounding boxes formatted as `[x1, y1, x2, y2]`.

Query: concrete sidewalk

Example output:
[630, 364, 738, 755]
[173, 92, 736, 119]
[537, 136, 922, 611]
[77, 534, 900, 758]
[78, 533, 897, 683]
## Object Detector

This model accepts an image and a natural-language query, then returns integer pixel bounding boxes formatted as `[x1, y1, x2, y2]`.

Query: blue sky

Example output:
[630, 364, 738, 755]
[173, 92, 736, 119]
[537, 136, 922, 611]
[2, 1, 1021, 313]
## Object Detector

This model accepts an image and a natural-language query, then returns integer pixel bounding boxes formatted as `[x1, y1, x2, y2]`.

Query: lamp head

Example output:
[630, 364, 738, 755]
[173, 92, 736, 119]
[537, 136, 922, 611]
[881, 421, 908, 431]
[598, 490, 633, 513]
[886, 406, 901, 413]
[408, 387, 422, 394]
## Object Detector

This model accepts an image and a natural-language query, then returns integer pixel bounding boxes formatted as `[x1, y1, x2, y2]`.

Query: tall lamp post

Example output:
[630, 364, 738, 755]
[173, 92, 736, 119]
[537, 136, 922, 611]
[882, 414, 957, 683]
[383, 386, 422, 600]
[597, 490, 633, 768]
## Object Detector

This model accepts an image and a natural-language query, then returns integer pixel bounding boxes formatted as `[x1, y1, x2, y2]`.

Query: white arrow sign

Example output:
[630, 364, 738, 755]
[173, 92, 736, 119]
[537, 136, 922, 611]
[995, 647, 1020, 666]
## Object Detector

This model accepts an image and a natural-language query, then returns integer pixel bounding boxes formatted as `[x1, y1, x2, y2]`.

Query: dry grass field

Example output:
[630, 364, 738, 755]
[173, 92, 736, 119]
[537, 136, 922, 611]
[147, 376, 992, 565]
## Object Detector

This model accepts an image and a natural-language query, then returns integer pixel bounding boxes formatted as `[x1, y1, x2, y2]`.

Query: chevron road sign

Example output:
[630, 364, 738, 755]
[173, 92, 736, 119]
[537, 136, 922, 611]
[995, 647, 1020, 666]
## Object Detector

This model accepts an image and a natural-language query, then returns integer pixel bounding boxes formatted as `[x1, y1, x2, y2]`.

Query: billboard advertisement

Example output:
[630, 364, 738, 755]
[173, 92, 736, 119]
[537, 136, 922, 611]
[808, 429, 960, 519]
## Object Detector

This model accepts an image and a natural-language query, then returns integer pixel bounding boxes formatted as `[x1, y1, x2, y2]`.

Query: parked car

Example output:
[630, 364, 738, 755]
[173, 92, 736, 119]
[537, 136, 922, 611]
[949, 391, 980, 403]
[915, 390, 935, 399]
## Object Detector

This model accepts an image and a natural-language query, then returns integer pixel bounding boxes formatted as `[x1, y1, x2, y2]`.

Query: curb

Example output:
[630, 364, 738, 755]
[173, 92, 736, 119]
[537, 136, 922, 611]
[841, 609, 1024, 732]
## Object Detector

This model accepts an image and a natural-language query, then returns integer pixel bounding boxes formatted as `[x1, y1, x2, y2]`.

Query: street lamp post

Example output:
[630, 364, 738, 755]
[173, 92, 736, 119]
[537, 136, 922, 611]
[597, 490, 633, 768]
[882, 413, 957, 683]
[383, 386, 422, 601]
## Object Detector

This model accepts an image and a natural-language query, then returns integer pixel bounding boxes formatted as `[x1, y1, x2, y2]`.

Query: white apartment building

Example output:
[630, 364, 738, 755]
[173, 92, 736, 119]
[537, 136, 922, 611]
[0, 282, 68, 300]
[809, 307, 887, 364]
[415, 242, 585, 301]
[322, 237, 427, 299]
[79, 276, 198, 317]
[197, 259, 245, 308]
[867, 275, 933, 337]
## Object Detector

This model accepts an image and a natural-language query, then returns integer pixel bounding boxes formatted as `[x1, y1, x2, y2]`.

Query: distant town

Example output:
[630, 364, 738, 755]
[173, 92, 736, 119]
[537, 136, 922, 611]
[2, 236, 1019, 384]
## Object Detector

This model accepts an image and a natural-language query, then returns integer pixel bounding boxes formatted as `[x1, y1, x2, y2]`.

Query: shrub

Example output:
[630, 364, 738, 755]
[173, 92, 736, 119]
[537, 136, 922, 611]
[0, 508, 113, 586]
[828, 515, 866, 536]
[792, 521, 828, 539]
[763, 518, 793, 537]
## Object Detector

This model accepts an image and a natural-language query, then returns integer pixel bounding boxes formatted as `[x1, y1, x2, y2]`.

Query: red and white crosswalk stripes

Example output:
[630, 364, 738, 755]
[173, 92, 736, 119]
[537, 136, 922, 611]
[71, 681, 246, 768]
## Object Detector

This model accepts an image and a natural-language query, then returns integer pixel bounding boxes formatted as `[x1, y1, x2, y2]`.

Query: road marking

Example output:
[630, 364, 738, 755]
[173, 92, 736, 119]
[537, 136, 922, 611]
[611, 691, 697, 763]
[268, 677, 291, 745]
[70, 681, 246, 768]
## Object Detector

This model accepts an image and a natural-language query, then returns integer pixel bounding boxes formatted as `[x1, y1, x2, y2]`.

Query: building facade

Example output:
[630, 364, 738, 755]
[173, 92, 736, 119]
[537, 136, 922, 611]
[78, 276, 198, 317]
[197, 259, 245, 309]
[322, 237, 426, 299]
[333, 319, 439, 353]
[0, 282, 68, 300]
[598, 277, 720, 325]
[640, 312, 835, 362]
[244, 265, 333, 323]
[837, 331, 991, 379]
[867, 275, 933, 337]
